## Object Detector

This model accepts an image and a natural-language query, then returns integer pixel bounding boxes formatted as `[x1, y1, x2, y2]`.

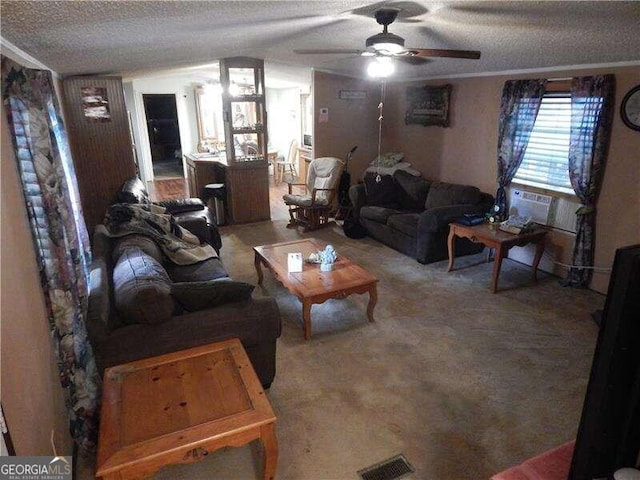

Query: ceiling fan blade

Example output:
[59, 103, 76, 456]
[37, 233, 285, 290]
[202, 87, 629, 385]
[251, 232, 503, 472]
[407, 48, 481, 59]
[396, 56, 430, 65]
[294, 48, 363, 55]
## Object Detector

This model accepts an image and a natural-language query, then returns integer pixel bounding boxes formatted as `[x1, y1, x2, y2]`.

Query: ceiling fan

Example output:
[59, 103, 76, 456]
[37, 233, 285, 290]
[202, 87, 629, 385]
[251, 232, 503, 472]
[294, 8, 481, 66]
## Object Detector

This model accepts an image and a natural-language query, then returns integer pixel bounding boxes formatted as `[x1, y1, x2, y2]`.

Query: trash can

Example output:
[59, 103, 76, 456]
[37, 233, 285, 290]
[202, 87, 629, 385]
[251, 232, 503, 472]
[203, 183, 226, 226]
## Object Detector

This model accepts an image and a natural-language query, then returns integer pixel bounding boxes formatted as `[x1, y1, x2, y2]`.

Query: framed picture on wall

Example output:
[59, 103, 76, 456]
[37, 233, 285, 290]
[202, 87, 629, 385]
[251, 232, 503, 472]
[80, 86, 111, 123]
[404, 84, 452, 127]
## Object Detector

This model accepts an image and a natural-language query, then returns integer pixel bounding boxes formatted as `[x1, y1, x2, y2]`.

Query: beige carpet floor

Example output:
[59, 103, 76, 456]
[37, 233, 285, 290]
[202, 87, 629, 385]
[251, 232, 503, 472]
[79, 219, 604, 480]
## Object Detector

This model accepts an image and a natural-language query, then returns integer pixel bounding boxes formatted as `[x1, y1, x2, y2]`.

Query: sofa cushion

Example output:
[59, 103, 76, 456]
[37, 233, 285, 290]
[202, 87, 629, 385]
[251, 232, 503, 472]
[387, 213, 421, 237]
[112, 234, 163, 264]
[394, 170, 431, 210]
[112, 247, 174, 325]
[172, 279, 255, 311]
[425, 182, 481, 210]
[364, 172, 399, 208]
[165, 257, 228, 283]
[360, 205, 403, 225]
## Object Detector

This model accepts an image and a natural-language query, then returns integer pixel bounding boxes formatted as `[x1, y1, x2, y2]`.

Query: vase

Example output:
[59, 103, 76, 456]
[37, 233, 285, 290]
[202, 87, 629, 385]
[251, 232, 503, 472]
[320, 262, 333, 272]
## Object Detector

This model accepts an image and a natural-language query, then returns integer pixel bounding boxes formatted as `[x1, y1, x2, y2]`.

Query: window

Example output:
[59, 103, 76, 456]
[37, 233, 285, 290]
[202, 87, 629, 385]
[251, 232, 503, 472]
[513, 91, 574, 194]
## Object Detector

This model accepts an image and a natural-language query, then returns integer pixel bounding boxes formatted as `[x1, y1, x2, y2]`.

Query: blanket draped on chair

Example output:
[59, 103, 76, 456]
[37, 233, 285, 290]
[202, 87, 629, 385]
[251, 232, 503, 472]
[100, 203, 216, 265]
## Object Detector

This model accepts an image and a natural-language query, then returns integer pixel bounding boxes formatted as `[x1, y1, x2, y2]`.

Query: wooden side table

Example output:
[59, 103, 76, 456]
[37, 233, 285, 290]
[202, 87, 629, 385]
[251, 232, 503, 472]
[447, 222, 548, 293]
[96, 339, 277, 480]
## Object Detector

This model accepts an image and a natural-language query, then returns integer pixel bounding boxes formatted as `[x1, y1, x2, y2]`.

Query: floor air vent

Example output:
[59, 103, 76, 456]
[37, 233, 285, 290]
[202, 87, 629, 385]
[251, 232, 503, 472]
[358, 454, 415, 480]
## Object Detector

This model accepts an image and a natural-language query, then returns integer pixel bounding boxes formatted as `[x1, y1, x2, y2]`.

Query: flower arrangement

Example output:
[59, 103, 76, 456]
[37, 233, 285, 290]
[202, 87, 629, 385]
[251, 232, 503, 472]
[308, 245, 337, 271]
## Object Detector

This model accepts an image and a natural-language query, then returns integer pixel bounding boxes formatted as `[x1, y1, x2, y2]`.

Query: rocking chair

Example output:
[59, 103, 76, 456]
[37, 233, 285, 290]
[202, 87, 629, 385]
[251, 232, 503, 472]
[283, 156, 344, 231]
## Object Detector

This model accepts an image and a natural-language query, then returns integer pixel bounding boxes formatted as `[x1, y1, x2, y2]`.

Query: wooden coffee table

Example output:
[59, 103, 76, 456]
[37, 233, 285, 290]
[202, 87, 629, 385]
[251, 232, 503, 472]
[254, 238, 378, 339]
[447, 222, 548, 293]
[96, 339, 277, 480]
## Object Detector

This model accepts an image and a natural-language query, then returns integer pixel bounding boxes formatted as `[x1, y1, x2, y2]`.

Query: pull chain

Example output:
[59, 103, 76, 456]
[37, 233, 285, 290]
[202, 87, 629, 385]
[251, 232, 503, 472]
[376, 80, 386, 183]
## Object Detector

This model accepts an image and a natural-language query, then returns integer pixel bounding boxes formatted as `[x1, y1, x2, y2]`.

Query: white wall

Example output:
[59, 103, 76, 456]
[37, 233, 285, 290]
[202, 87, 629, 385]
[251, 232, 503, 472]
[266, 87, 302, 159]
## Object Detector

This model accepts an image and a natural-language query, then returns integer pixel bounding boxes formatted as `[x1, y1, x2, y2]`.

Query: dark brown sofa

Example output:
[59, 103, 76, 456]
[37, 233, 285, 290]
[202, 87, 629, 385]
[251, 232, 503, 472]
[349, 171, 494, 264]
[116, 176, 222, 253]
[87, 208, 281, 388]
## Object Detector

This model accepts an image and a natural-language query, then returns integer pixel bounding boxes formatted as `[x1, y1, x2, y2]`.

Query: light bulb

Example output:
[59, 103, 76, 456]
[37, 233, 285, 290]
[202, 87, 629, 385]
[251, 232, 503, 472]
[203, 82, 222, 95]
[367, 57, 395, 78]
[371, 42, 405, 54]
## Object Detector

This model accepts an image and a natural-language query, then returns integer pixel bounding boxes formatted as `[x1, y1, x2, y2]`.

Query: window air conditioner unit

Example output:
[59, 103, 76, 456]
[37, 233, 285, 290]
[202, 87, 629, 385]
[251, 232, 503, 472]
[509, 188, 578, 233]
[509, 189, 554, 225]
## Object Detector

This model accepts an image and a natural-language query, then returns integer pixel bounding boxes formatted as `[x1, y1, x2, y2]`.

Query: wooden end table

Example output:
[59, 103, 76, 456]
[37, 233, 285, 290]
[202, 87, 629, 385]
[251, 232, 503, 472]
[254, 238, 378, 340]
[447, 222, 549, 293]
[96, 339, 277, 480]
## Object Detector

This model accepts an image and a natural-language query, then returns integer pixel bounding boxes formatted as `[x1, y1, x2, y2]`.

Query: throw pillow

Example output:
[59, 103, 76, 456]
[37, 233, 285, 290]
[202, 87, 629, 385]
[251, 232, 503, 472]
[112, 234, 163, 264]
[165, 257, 229, 283]
[424, 182, 481, 210]
[364, 172, 399, 209]
[112, 247, 174, 325]
[394, 170, 431, 210]
[172, 279, 255, 312]
[370, 152, 404, 168]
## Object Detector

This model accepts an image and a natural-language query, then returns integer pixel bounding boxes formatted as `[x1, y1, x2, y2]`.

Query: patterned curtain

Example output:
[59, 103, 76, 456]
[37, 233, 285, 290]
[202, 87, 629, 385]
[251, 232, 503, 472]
[565, 75, 616, 287]
[1, 57, 100, 451]
[495, 79, 547, 216]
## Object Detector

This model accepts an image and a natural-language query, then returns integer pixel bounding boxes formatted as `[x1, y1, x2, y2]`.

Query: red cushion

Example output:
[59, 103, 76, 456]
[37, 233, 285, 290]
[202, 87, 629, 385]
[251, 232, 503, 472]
[491, 442, 574, 480]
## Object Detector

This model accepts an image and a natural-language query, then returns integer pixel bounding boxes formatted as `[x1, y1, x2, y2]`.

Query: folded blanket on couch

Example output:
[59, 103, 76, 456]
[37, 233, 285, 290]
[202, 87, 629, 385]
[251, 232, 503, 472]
[99, 203, 216, 265]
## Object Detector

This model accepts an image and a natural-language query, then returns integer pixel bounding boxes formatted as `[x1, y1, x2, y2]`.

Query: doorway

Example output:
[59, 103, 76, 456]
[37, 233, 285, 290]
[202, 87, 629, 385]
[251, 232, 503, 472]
[143, 94, 183, 179]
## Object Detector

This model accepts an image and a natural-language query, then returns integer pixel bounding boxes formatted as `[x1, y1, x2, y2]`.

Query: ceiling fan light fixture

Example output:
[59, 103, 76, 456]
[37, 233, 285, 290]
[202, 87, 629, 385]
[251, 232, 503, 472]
[367, 56, 395, 78]
[366, 32, 405, 54]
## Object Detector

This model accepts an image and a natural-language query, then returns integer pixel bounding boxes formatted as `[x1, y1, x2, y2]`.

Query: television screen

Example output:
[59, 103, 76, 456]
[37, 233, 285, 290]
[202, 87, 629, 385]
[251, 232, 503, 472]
[569, 244, 640, 479]
[303, 134, 312, 147]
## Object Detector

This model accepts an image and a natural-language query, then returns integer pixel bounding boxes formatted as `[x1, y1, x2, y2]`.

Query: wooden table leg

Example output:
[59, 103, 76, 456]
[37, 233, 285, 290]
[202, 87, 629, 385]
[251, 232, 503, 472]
[302, 299, 312, 340]
[491, 245, 505, 293]
[261, 423, 278, 480]
[532, 238, 545, 281]
[367, 284, 377, 322]
[447, 228, 456, 272]
[254, 252, 264, 285]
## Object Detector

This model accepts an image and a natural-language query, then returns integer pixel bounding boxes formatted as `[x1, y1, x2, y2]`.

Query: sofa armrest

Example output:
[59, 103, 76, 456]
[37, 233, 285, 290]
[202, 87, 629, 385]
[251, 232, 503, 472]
[348, 184, 367, 220]
[157, 198, 205, 214]
[175, 212, 222, 253]
[418, 204, 487, 234]
[177, 216, 211, 244]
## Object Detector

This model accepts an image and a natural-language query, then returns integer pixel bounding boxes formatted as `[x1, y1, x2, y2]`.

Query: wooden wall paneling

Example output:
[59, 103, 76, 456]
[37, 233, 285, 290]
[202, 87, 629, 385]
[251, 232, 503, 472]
[62, 76, 136, 233]
[227, 165, 270, 223]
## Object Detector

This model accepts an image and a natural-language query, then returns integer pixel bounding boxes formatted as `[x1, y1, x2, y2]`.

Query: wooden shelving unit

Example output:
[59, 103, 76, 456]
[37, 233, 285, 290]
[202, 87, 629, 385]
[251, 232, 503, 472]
[218, 57, 270, 223]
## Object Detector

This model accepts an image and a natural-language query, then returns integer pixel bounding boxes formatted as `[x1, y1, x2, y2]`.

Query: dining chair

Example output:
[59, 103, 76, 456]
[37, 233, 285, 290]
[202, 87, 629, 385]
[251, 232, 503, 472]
[275, 139, 299, 184]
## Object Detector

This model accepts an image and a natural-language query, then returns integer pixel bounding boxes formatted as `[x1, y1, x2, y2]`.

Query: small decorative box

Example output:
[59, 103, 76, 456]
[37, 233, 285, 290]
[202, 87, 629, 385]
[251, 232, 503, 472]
[287, 252, 303, 273]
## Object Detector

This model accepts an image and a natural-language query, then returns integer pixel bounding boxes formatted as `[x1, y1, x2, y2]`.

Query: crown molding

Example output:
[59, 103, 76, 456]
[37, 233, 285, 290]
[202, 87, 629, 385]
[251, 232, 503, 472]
[396, 60, 640, 83]
[0, 36, 58, 77]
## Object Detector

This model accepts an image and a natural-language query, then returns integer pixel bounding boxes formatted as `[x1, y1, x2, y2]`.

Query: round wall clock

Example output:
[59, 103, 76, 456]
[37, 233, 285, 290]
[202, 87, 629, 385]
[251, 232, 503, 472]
[620, 85, 640, 131]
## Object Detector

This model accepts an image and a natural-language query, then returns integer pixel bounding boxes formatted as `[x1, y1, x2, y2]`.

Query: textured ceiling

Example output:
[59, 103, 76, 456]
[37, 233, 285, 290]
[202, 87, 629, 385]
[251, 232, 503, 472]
[1, 1, 639, 81]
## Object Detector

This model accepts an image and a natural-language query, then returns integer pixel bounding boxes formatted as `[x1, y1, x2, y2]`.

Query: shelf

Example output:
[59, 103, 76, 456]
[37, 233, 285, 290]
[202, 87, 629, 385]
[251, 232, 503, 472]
[229, 94, 262, 102]
[232, 126, 264, 134]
